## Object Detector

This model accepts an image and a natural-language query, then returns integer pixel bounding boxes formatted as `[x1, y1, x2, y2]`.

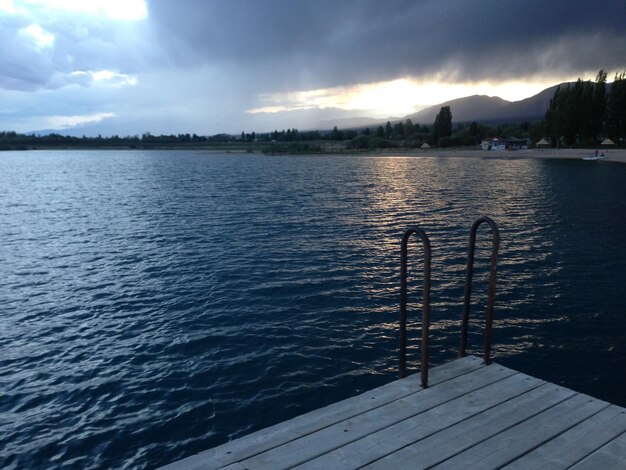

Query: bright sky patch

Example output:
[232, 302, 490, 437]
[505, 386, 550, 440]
[44, 112, 116, 129]
[70, 70, 138, 87]
[8, 0, 147, 20]
[19, 23, 54, 48]
[0, 0, 17, 13]
[247, 77, 563, 118]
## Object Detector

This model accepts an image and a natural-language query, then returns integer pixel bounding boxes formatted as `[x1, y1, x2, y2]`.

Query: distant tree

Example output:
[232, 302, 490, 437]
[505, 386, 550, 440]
[368, 136, 391, 149]
[330, 126, 344, 141]
[432, 106, 452, 145]
[393, 121, 405, 139]
[607, 71, 626, 140]
[442, 107, 452, 137]
[385, 121, 392, 139]
[404, 119, 415, 137]
[545, 70, 610, 146]
[304, 130, 320, 140]
[376, 125, 385, 139]
[544, 85, 562, 146]
[593, 69, 607, 138]
[346, 135, 370, 150]
[546, 82, 581, 146]
[468, 121, 478, 137]
[575, 78, 597, 143]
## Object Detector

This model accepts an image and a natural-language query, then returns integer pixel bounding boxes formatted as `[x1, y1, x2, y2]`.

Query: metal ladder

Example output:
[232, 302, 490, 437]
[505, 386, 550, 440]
[399, 227, 431, 387]
[460, 216, 500, 365]
[399, 217, 500, 387]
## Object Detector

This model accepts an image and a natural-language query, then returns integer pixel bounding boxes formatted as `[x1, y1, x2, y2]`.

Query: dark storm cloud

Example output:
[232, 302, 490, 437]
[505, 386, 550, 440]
[148, 0, 626, 90]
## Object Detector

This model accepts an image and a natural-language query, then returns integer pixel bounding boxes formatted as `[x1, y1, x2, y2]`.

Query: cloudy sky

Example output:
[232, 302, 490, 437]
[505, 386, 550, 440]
[1, 0, 626, 136]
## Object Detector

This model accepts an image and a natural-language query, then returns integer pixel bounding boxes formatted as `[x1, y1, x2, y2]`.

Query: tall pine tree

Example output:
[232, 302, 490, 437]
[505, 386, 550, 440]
[607, 72, 626, 140]
[432, 106, 452, 145]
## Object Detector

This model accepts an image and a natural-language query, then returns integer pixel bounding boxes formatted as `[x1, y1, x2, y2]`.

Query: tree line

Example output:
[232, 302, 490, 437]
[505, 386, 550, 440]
[545, 70, 626, 147]
[0, 117, 537, 152]
[0, 131, 218, 150]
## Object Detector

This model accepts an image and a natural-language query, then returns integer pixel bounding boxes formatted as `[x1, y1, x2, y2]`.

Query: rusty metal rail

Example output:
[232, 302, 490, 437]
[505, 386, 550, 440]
[399, 227, 431, 387]
[459, 216, 500, 364]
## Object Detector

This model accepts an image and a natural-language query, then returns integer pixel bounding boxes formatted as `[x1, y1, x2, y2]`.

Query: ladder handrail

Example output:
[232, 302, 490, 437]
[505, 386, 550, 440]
[399, 227, 431, 387]
[459, 216, 500, 364]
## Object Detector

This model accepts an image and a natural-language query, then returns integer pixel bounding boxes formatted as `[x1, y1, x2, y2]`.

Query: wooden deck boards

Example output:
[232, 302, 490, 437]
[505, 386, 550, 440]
[161, 355, 626, 469]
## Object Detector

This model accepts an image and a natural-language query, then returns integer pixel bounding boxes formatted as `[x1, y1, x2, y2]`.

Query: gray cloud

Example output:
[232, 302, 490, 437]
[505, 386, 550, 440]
[148, 0, 626, 90]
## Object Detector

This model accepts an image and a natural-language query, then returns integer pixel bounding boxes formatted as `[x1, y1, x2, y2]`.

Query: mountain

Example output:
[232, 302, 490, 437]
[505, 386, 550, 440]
[323, 83, 566, 132]
[406, 84, 560, 125]
[407, 95, 509, 124]
[504, 85, 561, 122]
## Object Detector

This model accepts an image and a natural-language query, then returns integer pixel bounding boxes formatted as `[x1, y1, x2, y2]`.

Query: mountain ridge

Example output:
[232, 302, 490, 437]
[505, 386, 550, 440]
[317, 83, 563, 130]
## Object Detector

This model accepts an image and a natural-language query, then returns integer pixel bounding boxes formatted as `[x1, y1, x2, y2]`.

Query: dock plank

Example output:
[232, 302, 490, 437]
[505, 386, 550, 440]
[504, 405, 626, 469]
[569, 432, 626, 470]
[241, 363, 514, 469]
[160, 356, 483, 470]
[294, 372, 542, 469]
[364, 381, 575, 469]
[159, 356, 626, 470]
[431, 393, 610, 469]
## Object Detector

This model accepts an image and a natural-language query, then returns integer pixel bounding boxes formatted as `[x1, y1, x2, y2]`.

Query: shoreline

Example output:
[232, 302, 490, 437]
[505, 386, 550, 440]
[5, 146, 626, 163]
[362, 147, 626, 164]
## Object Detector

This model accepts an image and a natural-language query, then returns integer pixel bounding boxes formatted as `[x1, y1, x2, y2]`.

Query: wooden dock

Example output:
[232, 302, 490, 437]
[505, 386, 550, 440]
[161, 355, 626, 469]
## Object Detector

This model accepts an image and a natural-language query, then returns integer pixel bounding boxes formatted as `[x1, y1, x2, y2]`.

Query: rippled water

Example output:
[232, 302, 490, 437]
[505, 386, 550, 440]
[1, 150, 625, 468]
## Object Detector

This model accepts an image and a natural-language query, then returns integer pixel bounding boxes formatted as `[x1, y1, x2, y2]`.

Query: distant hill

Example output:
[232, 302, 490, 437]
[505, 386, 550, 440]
[322, 83, 566, 131]
[406, 84, 561, 125]
[503, 85, 562, 123]
[407, 95, 509, 124]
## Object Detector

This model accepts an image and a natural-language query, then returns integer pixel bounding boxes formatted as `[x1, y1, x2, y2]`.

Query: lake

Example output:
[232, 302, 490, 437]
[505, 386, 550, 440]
[1, 150, 625, 469]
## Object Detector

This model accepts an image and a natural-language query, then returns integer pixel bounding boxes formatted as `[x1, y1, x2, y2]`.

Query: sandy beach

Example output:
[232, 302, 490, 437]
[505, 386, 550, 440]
[412, 147, 626, 163]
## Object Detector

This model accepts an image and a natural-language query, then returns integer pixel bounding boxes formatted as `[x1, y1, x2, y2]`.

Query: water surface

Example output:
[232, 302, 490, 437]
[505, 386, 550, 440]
[1, 150, 625, 468]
